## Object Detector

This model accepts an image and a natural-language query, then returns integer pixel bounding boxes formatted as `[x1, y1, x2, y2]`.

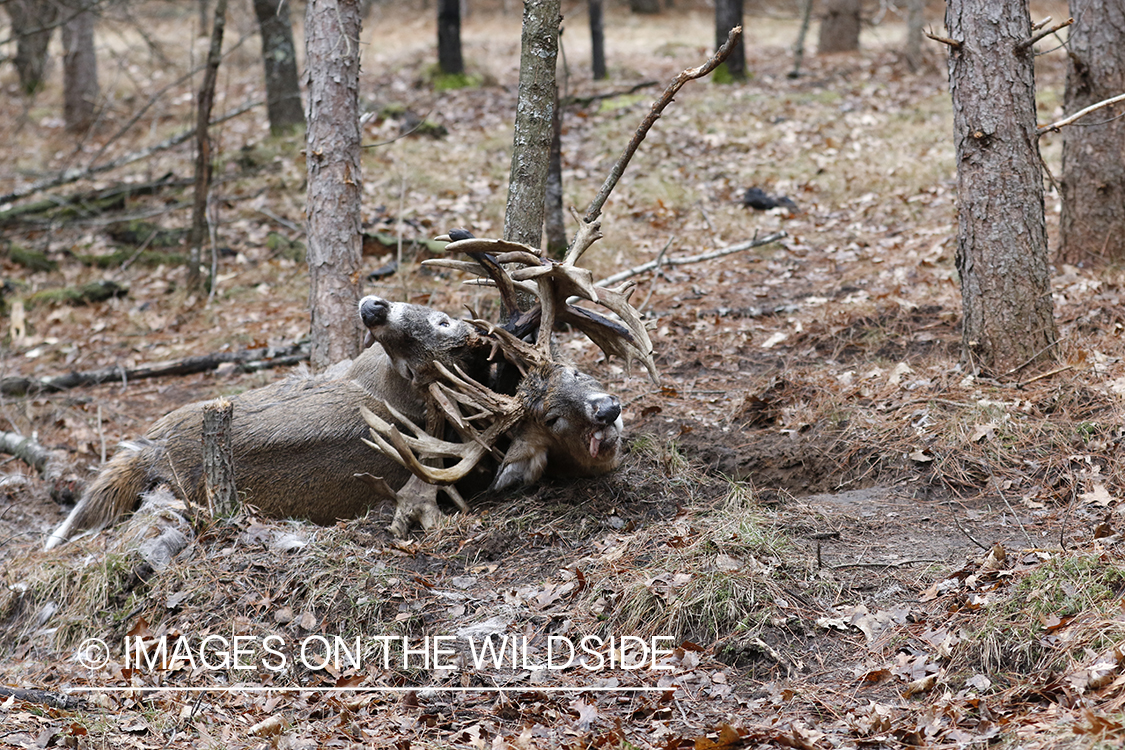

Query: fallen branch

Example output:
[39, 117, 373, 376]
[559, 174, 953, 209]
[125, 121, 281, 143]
[0, 100, 260, 206]
[1038, 91, 1125, 133]
[1, 342, 309, 397]
[0, 687, 83, 711]
[595, 231, 787, 288]
[580, 25, 743, 228]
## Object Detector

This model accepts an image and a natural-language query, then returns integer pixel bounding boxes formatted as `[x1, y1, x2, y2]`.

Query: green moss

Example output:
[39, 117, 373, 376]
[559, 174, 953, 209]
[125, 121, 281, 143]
[6, 244, 57, 273]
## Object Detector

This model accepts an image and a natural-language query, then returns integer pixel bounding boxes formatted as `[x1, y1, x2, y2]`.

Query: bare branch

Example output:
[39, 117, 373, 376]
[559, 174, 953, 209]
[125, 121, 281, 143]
[578, 25, 743, 229]
[1016, 17, 1072, 52]
[1038, 92, 1125, 134]
[595, 231, 788, 288]
[924, 29, 961, 49]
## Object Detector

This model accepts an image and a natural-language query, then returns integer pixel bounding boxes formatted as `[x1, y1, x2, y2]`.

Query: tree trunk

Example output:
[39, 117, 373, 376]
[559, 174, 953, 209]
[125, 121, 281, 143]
[818, 0, 860, 54]
[62, 1, 99, 134]
[790, 0, 814, 78]
[904, 0, 925, 72]
[202, 399, 237, 517]
[7, 0, 59, 95]
[199, 0, 209, 36]
[187, 0, 227, 293]
[1059, 0, 1125, 264]
[589, 0, 606, 80]
[305, 0, 364, 368]
[544, 83, 566, 258]
[437, 0, 464, 75]
[946, 0, 1057, 374]
[503, 0, 560, 249]
[252, 0, 305, 135]
[714, 0, 745, 80]
[628, 0, 660, 15]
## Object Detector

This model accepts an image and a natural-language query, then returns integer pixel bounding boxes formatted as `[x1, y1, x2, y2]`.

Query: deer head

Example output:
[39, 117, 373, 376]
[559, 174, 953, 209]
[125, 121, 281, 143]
[362, 218, 657, 492]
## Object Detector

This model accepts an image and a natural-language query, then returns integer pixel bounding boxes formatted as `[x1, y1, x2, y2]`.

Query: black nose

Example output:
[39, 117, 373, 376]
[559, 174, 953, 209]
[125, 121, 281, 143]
[359, 296, 389, 328]
[592, 395, 621, 425]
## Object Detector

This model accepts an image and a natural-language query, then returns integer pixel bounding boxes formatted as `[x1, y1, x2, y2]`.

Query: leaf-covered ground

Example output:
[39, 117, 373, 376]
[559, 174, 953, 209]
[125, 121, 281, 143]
[5, 1, 1125, 747]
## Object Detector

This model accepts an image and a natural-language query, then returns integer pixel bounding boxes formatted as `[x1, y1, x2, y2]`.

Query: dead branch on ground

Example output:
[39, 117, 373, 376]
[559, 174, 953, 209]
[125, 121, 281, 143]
[595, 231, 787, 288]
[1, 342, 309, 397]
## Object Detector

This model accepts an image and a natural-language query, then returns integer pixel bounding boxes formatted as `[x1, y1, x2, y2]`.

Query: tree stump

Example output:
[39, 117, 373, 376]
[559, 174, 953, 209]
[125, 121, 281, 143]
[202, 398, 237, 516]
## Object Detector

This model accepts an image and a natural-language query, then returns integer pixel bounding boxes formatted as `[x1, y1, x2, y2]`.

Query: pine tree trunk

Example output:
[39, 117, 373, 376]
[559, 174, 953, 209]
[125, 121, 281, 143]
[504, 0, 560, 249]
[305, 0, 364, 368]
[589, 0, 606, 80]
[714, 0, 745, 80]
[252, 0, 305, 135]
[818, 0, 861, 54]
[437, 0, 464, 75]
[1059, 0, 1125, 264]
[7, 0, 59, 95]
[62, 2, 99, 133]
[946, 0, 1057, 374]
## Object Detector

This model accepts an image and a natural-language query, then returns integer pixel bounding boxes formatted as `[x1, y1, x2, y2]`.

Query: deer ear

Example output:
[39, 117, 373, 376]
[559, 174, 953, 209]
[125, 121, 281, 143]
[491, 435, 548, 491]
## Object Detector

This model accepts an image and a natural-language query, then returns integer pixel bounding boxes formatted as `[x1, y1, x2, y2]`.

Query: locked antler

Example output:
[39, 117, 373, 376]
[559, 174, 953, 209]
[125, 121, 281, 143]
[427, 223, 659, 383]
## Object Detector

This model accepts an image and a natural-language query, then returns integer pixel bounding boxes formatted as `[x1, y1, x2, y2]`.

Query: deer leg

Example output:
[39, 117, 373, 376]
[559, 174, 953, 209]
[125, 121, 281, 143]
[387, 475, 443, 538]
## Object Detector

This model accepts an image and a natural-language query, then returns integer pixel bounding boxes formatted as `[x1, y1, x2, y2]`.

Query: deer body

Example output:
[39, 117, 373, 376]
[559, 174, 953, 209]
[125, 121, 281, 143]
[44, 297, 492, 549]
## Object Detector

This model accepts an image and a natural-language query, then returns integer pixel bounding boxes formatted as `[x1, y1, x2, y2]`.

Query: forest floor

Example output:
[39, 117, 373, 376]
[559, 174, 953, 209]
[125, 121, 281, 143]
[4, 1, 1125, 748]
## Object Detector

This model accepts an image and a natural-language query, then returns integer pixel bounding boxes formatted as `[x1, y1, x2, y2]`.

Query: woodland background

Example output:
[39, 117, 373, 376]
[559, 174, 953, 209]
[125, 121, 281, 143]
[4, 0, 1125, 747]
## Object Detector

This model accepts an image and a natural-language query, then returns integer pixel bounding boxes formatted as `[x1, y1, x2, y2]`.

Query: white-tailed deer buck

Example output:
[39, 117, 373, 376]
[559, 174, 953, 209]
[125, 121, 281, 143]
[362, 221, 658, 508]
[44, 296, 495, 549]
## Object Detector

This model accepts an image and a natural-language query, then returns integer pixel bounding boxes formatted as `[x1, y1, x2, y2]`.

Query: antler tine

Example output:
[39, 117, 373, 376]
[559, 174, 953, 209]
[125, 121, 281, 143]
[563, 210, 603, 266]
[361, 404, 495, 486]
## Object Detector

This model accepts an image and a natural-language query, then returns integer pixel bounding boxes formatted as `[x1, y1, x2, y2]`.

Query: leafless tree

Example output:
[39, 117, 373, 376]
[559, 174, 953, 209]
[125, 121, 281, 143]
[305, 0, 365, 367]
[437, 0, 464, 75]
[589, 0, 606, 80]
[715, 0, 745, 79]
[945, 0, 1057, 373]
[818, 0, 860, 54]
[504, 0, 561, 249]
[252, 0, 304, 134]
[1059, 0, 1125, 264]
[62, 0, 99, 133]
[6, 0, 60, 94]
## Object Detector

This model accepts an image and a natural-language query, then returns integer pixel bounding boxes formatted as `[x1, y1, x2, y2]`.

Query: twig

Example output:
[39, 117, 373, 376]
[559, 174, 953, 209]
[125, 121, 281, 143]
[996, 486, 1033, 548]
[0, 100, 260, 206]
[949, 505, 990, 552]
[1016, 17, 1073, 52]
[1016, 364, 1074, 388]
[596, 231, 785, 288]
[579, 25, 743, 228]
[828, 558, 943, 570]
[924, 29, 961, 49]
[1001, 335, 1063, 377]
[1038, 92, 1125, 133]
[256, 207, 303, 235]
[637, 235, 674, 312]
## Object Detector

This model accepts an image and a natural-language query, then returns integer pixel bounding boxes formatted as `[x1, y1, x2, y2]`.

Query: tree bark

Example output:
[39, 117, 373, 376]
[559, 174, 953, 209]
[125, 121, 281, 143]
[305, 0, 364, 368]
[544, 84, 566, 258]
[714, 0, 745, 80]
[1059, 0, 1125, 264]
[62, 0, 99, 134]
[252, 0, 305, 135]
[437, 0, 464, 75]
[199, 0, 209, 36]
[946, 0, 1057, 374]
[818, 0, 861, 54]
[7, 0, 59, 94]
[186, 0, 227, 293]
[503, 0, 560, 249]
[904, 0, 925, 72]
[202, 399, 238, 517]
[589, 0, 606, 80]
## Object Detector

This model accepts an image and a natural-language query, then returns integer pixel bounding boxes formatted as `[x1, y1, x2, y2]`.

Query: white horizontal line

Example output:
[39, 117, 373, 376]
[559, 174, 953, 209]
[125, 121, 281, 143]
[61, 685, 669, 694]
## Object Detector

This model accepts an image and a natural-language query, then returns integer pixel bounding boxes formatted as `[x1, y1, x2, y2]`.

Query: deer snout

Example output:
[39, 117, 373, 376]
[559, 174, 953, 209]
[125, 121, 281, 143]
[589, 394, 622, 426]
[359, 296, 391, 328]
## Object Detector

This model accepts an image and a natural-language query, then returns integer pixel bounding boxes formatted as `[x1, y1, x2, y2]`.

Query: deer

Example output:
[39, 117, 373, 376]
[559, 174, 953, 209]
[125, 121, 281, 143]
[361, 220, 659, 507]
[43, 277, 641, 548]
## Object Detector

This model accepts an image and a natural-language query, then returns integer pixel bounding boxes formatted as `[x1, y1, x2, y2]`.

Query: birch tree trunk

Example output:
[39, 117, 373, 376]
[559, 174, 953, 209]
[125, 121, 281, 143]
[1059, 0, 1125, 264]
[305, 0, 364, 368]
[503, 0, 560, 249]
[946, 0, 1057, 373]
